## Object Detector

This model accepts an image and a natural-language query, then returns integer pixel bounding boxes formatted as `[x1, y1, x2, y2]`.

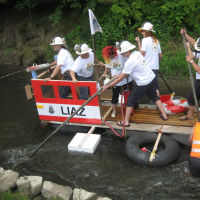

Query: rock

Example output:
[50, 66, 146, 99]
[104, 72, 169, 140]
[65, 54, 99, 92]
[73, 188, 98, 200]
[0, 169, 19, 192]
[96, 197, 112, 200]
[41, 181, 72, 200]
[17, 176, 43, 196]
[0, 167, 4, 173]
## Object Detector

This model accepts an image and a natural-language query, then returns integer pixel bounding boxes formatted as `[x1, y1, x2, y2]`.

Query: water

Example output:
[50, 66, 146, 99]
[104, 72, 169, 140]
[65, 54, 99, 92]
[0, 65, 200, 200]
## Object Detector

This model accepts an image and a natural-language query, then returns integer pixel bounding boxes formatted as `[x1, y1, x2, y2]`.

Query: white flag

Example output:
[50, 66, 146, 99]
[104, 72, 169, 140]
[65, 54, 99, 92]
[88, 9, 103, 35]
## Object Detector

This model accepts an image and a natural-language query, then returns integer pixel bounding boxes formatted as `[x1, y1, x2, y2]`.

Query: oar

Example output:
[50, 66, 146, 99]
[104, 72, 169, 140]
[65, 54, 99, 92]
[149, 125, 164, 164]
[158, 70, 173, 94]
[181, 33, 200, 121]
[27, 76, 116, 159]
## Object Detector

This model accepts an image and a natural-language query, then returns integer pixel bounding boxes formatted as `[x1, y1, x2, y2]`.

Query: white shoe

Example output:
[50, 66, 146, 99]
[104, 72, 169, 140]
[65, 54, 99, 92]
[111, 112, 116, 117]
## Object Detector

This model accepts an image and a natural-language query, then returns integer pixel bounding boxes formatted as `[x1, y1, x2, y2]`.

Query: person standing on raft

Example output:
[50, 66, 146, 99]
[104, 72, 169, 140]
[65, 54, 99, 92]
[188, 122, 200, 178]
[101, 46, 134, 117]
[70, 43, 94, 100]
[101, 40, 168, 126]
[179, 28, 200, 120]
[135, 22, 162, 97]
[43, 36, 74, 98]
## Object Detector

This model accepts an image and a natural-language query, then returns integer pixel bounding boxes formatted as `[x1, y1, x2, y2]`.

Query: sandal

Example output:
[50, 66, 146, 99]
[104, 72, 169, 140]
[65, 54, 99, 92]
[179, 115, 193, 121]
[117, 121, 130, 127]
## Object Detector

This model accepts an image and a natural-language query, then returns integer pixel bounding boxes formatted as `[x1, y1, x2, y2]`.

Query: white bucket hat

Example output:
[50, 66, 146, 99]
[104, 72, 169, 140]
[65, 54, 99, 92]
[74, 43, 92, 54]
[116, 41, 136, 54]
[195, 37, 200, 51]
[50, 37, 66, 45]
[138, 22, 156, 33]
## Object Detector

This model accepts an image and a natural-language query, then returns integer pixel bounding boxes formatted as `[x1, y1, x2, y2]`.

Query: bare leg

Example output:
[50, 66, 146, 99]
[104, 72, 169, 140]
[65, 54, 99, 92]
[156, 100, 168, 120]
[124, 106, 134, 125]
[111, 104, 117, 117]
[156, 89, 160, 97]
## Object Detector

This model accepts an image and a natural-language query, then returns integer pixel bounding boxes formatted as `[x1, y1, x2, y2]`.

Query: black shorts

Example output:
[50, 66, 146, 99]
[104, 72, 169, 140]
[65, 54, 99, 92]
[111, 81, 134, 104]
[126, 78, 160, 107]
[188, 79, 200, 106]
[188, 156, 200, 178]
[152, 69, 159, 90]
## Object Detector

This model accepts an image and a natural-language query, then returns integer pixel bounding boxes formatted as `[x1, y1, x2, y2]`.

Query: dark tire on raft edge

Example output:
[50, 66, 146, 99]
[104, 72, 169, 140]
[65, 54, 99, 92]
[125, 132, 180, 166]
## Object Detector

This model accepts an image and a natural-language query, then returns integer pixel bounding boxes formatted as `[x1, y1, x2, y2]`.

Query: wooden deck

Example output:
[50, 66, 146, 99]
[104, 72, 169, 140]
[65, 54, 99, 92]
[100, 104, 198, 135]
[103, 105, 197, 127]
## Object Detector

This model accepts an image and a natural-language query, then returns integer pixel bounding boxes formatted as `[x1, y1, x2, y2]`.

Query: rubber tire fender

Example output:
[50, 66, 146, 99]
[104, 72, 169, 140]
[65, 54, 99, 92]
[125, 132, 180, 166]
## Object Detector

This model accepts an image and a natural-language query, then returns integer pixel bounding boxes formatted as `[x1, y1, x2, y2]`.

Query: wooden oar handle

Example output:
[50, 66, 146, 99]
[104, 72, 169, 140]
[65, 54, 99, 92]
[149, 133, 162, 162]
[78, 126, 96, 147]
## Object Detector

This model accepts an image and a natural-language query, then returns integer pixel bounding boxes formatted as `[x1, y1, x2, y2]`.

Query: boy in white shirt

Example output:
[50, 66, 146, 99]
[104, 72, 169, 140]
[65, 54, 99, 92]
[70, 43, 94, 100]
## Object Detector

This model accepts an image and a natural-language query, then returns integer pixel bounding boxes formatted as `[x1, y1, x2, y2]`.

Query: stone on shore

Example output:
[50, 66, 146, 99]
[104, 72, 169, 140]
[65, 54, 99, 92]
[0, 169, 19, 192]
[73, 188, 98, 200]
[41, 181, 72, 200]
[17, 176, 43, 196]
[96, 197, 112, 200]
[0, 167, 4, 173]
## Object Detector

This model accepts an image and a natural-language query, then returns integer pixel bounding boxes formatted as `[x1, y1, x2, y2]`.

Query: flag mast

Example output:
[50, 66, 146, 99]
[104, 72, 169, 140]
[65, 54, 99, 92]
[88, 9, 104, 124]
[88, 9, 103, 82]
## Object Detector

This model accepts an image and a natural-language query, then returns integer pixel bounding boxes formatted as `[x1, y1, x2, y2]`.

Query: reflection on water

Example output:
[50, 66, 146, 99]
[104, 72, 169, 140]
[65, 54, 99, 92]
[0, 65, 200, 200]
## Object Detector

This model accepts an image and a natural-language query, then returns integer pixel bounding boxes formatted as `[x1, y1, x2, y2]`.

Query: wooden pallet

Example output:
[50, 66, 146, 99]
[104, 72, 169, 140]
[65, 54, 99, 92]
[102, 106, 197, 127]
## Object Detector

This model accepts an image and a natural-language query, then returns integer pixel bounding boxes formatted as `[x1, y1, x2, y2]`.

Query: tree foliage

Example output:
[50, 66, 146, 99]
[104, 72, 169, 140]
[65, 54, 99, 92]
[1, 0, 200, 77]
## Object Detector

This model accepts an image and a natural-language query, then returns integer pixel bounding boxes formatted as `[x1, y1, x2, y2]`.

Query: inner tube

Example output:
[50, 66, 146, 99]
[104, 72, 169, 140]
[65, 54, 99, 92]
[163, 99, 188, 114]
[125, 132, 180, 166]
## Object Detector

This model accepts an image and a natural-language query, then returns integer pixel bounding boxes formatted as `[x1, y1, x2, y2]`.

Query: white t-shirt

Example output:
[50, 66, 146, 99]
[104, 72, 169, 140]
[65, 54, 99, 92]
[71, 52, 94, 77]
[105, 53, 132, 86]
[122, 51, 155, 86]
[193, 52, 200, 79]
[57, 48, 74, 74]
[141, 37, 161, 70]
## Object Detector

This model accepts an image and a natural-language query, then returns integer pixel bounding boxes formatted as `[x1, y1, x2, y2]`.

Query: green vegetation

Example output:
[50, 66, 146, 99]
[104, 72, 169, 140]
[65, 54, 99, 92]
[0, 0, 199, 78]
[0, 190, 63, 200]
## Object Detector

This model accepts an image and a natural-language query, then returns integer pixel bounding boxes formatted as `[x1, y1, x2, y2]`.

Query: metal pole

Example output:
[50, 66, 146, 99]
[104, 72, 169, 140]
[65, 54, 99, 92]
[181, 33, 200, 121]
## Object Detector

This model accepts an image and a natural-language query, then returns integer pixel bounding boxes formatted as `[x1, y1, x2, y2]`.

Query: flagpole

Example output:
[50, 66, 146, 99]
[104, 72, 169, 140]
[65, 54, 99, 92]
[88, 9, 104, 124]
[91, 34, 99, 82]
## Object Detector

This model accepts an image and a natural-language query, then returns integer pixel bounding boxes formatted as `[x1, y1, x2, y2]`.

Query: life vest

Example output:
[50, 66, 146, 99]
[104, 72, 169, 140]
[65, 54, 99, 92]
[162, 99, 188, 114]
[190, 122, 200, 157]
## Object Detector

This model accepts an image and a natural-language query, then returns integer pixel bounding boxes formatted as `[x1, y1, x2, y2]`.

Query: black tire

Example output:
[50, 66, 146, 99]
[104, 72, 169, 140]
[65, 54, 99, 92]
[125, 132, 180, 166]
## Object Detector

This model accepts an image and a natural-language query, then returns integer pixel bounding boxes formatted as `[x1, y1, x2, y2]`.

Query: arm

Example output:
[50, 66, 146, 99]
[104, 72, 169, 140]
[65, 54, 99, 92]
[43, 64, 61, 82]
[49, 60, 57, 67]
[102, 73, 128, 92]
[96, 58, 105, 67]
[186, 42, 195, 59]
[135, 36, 145, 56]
[70, 70, 78, 84]
[186, 56, 200, 73]
[159, 53, 162, 62]
[189, 126, 195, 143]
[101, 67, 109, 77]
[180, 28, 196, 47]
